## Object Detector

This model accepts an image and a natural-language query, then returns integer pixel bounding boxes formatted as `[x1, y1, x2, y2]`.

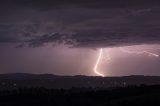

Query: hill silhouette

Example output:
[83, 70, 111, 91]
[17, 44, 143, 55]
[0, 73, 160, 89]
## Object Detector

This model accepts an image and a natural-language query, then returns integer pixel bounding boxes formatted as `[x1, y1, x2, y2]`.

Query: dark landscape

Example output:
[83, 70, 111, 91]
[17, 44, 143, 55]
[1, 73, 160, 89]
[0, 74, 159, 105]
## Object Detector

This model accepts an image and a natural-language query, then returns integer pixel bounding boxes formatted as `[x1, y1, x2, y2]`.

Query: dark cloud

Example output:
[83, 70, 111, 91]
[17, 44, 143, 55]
[27, 33, 67, 47]
[0, 35, 16, 42]
[1, 0, 160, 48]
[12, 0, 160, 9]
[22, 29, 160, 48]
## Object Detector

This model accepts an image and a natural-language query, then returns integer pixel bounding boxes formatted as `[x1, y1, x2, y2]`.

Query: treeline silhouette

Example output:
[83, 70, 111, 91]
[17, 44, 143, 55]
[0, 85, 160, 106]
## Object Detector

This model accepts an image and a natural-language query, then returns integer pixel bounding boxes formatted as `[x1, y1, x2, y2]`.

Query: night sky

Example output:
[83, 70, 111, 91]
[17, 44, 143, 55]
[1, 0, 160, 76]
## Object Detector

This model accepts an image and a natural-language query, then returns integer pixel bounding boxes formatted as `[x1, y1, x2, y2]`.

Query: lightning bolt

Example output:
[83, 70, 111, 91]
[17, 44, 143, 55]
[119, 47, 159, 57]
[93, 47, 159, 77]
[94, 48, 105, 77]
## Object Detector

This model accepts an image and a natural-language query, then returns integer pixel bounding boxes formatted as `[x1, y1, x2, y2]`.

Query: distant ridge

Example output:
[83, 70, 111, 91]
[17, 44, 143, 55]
[0, 73, 159, 79]
[0, 73, 59, 79]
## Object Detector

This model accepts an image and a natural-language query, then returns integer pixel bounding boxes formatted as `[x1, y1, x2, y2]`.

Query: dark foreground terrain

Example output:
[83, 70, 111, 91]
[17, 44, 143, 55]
[0, 85, 160, 106]
[1, 73, 160, 89]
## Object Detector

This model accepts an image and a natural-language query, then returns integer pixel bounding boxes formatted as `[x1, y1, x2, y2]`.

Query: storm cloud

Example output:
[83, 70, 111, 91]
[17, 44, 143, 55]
[1, 0, 160, 76]
[1, 0, 160, 48]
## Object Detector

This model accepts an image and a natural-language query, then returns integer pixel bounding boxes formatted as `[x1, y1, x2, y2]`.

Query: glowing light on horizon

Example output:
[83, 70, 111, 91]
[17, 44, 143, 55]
[94, 48, 105, 77]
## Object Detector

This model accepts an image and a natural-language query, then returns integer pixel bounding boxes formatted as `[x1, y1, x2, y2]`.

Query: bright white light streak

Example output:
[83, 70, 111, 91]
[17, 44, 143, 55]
[93, 46, 159, 77]
[119, 47, 159, 57]
[94, 48, 105, 77]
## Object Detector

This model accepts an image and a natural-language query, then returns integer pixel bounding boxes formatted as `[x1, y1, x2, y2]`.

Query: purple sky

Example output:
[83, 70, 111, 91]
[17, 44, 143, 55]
[0, 44, 160, 76]
[1, 0, 160, 76]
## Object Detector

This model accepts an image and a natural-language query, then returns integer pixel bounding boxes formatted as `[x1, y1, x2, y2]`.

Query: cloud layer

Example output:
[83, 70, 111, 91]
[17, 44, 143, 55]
[0, 0, 160, 48]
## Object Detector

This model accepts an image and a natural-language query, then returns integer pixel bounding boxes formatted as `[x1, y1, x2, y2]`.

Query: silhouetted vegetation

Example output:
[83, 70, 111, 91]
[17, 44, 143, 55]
[0, 85, 160, 106]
